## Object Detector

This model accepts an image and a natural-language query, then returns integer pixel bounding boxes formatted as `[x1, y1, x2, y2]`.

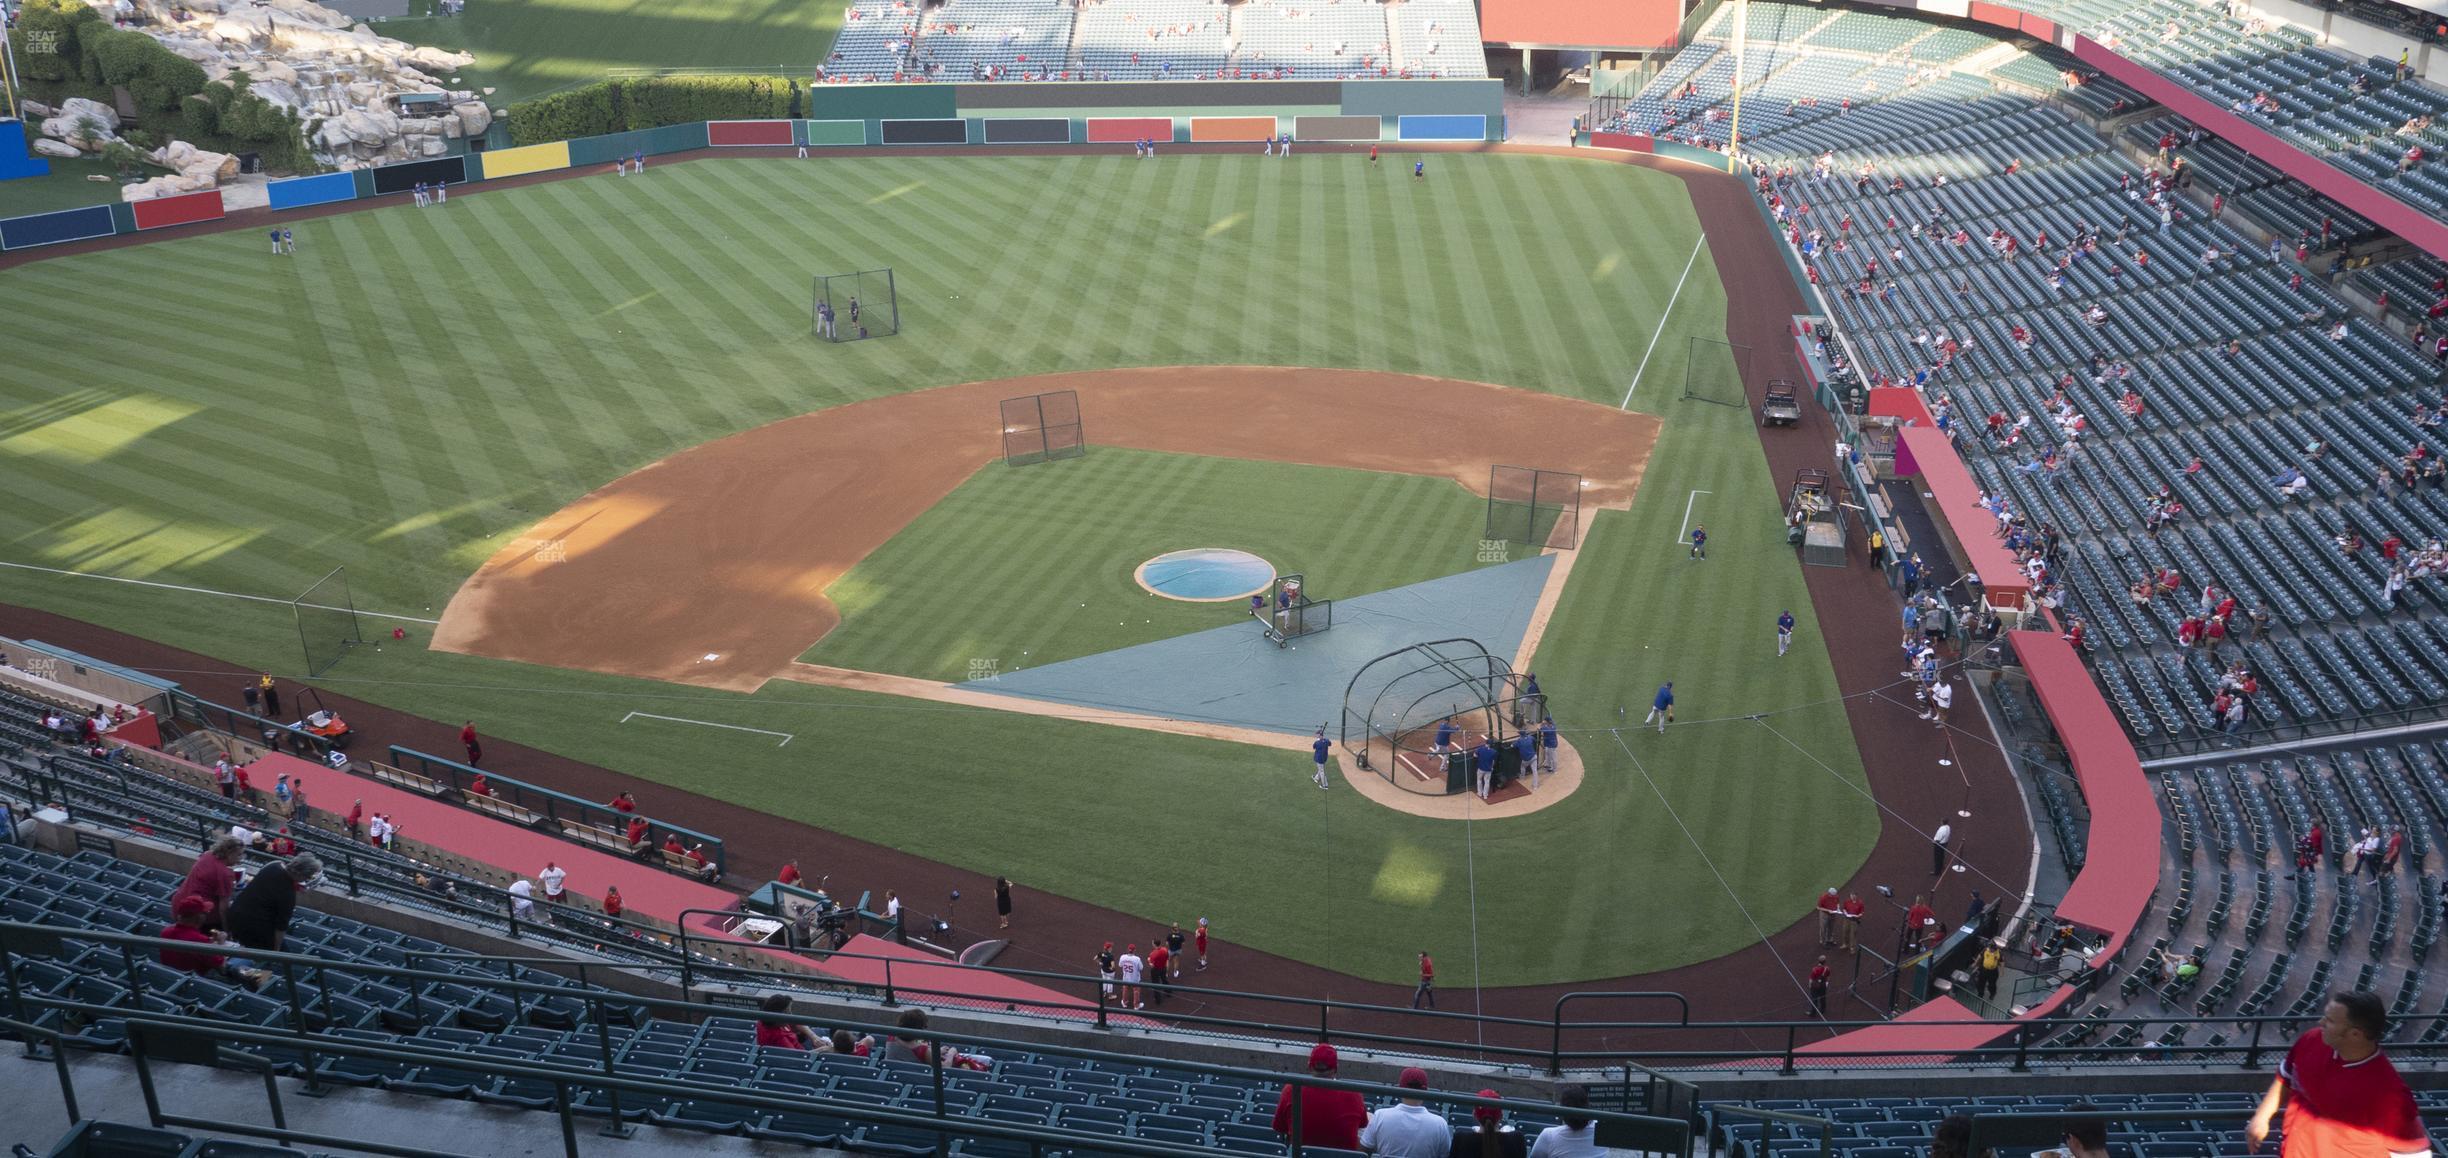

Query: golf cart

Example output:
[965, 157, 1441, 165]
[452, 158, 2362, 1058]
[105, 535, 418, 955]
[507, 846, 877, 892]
[294, 687, 354, 752]
[1759, 380, 1803, 427]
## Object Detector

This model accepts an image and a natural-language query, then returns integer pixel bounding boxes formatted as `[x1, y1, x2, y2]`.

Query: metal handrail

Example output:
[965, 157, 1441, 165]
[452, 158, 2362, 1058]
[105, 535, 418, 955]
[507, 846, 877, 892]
[2, 756, 707, 968]
[0, 940, 1691, 1158]
[385, 745, 727, 876]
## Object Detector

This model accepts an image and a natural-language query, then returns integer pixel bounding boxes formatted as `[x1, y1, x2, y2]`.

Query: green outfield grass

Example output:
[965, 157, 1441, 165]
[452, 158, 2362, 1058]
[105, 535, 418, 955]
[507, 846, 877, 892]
[805, 449, 1501, 681]
[0, 157, 137, 216]
[381, 0, 841, 105]
[0, 152, 1877, 986]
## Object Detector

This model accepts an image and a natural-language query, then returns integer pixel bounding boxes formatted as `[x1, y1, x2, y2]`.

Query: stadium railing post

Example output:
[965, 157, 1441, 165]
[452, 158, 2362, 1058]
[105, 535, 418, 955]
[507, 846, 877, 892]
[593, 994, 635, 1138]
[1779, 1025, 1797, 1075]
[883, 958, 898, 1008]
[2011, 1024, 2031, 1072]
[2244, 1019, 2268, 1068]
[554, 1079, 579, 1155]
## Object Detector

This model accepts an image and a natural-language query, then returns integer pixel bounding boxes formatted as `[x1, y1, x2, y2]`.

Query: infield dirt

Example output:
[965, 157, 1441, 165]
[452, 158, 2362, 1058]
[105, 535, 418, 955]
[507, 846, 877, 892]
[434, 366, 1662, 693]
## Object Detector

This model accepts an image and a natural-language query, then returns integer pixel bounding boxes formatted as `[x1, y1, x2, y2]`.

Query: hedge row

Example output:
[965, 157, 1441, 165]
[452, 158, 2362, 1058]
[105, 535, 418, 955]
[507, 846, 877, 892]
[507, 75, 798, 145]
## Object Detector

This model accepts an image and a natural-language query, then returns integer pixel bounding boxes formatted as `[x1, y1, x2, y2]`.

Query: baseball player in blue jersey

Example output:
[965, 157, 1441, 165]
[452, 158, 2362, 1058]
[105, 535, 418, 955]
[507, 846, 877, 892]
[1514, 729, 1538, 789]
[1778, 610, 1796, 656]
[1311, 728, 1332, 790]
[1644, 682, 1674, 733]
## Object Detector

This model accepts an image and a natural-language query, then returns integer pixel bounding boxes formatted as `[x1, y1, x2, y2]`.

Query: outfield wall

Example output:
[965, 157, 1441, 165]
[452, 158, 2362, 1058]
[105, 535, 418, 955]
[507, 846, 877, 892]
[0, 78, 1506, 250]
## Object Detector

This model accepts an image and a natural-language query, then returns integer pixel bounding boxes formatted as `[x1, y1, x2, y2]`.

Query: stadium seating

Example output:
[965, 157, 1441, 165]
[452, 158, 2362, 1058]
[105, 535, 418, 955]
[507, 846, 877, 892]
[824, 0, 923, 82]
[1230, 0, 1391, 81]
[1626, 3, 2448, 751]
[827, 0, 1484, 84]
[914, 0, 1075, 81]
[0, 841, 1588, 1155]
[1074, 0, 1227, 80]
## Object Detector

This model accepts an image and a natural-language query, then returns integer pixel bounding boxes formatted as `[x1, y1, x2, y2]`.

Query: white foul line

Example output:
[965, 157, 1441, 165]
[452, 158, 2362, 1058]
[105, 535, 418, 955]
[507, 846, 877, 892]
[1676, 490, 1712, 545]
[1620, 233, 1710, 409]
[620, 711, 794, 747]
[0, 559, 440, 624]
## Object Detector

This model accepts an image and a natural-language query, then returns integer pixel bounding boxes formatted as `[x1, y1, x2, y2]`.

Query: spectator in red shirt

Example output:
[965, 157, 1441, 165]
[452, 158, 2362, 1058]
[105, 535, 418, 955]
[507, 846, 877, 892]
[467, 773, 491, 798]
[1146, 943, 1172, 1007]
[602, 886, 623, 919]
[346, 799, 364, 841]
[686, 844, 712, 878]
[778, 861, 802, 886]
[1816, 887, 1843, 946]
[609, 792, 637, 815]
[1808, 956, 1831, 1015]
[1272, 1043, 1367, 1149]
[625, 817, 649, 849]
[2250, 991, 2430, 1158]
[460, 721, 482, 766]
[1412, 952, 1435, 1009]
[159, 895, 268, 989]
[662, 834, 685, 859]
[170, 835, 245, 932]
[1195, 917, 1209, 970]
[1839, 893, 1866, 952]
[754, 993, 817, 1050]
[1905, 895, 1938, 952]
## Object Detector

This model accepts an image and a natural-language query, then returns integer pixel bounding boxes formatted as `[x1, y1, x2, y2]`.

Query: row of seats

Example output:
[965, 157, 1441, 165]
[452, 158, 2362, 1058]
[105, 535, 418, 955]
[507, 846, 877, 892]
[1684, 15, 2447, 749]
[828, 0, 1484, 85]
[0, 840, 1585, 1158]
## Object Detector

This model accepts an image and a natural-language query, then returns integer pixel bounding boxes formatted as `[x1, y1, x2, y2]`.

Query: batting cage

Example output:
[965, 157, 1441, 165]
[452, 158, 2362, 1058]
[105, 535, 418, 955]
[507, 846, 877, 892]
[1340, 639, 1549, 797]
[1255, 573, 1330, 648]
[294, 566, 364, 677]
[1485, 465, 1583, 551]
[1682, 335, 1753, 407]
[1000, 389, 1087, 466]
[810, 268, 900, 342]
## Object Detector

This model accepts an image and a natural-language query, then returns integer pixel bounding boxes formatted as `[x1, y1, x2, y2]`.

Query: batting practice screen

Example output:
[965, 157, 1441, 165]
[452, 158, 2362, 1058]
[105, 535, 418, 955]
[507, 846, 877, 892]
[1683, 336, 1753, 407]
[1000, 390, 1086, 466]
[1485, 466, 1583, 550]
[294, 566, 364, 677]
[811, 269, 901, 342]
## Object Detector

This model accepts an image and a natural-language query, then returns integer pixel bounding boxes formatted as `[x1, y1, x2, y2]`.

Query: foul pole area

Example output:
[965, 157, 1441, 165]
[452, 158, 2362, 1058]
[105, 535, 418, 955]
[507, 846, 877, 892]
[1726, 0, 1747, 174]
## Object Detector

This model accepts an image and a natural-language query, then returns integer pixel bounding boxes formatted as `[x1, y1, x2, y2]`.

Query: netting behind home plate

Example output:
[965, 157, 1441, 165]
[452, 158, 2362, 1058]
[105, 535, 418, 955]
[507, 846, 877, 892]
[1338, 638, 1539, 796]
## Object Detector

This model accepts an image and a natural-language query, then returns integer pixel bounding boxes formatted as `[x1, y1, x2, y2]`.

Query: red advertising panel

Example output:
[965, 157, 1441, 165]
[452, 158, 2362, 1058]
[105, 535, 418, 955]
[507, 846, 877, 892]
[707, 120, 796, 147]
[130, 190, 224, 231]
[1589, 131, 1655, 152]
[1086, 117, 1174, 143]
[1966, 1, 2020, 30]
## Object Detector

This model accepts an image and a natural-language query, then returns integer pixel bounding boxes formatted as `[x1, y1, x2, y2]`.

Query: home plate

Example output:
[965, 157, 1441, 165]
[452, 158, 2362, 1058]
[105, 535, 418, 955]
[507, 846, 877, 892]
[702, 653, 722, 661]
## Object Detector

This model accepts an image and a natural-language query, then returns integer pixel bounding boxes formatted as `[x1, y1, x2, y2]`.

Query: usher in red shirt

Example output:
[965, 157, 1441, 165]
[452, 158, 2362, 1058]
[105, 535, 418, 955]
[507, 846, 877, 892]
[2279, 1031, 2431, 1158]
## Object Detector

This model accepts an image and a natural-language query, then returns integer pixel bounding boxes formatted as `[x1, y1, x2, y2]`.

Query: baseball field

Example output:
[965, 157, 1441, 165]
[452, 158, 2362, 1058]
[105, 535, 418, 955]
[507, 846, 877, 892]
[0, 150, 1878, 988]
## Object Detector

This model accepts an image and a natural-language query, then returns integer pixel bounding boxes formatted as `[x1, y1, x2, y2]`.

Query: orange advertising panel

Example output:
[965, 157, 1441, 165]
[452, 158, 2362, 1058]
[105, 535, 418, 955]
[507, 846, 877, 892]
[1189, 116, 1277, 142]
[1480, 0, 1683, 47]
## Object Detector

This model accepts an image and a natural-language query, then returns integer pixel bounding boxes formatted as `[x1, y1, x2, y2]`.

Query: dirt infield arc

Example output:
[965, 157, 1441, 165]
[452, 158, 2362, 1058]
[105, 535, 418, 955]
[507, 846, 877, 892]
[433, 367, 1662, 693]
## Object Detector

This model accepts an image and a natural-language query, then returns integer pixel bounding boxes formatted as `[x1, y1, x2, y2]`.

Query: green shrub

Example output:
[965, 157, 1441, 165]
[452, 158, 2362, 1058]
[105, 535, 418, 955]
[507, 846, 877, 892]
[505, 74, 798, 145]
[506, 80, 623, 144]
[13, 0, 102, 83]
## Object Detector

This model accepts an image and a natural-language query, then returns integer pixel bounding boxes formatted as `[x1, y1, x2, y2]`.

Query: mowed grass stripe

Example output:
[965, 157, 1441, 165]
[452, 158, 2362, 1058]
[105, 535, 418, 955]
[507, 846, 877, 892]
[0, 155, 1875, 984]
[807, 450, 1501, 681]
